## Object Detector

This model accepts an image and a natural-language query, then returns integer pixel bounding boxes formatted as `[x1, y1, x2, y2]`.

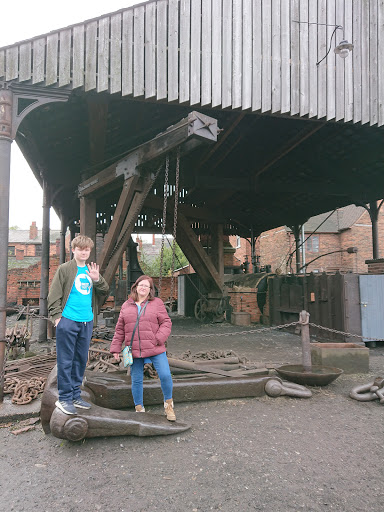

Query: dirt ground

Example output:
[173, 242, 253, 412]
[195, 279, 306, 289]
[1, 315, 384, 512]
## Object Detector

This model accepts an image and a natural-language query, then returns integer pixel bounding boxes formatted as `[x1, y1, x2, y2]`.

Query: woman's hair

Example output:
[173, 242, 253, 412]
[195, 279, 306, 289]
[129, 275, 156, 302]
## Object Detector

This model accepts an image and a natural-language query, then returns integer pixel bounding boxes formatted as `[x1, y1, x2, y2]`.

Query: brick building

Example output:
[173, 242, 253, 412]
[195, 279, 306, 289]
[258, 204, 380, 274]
[7, 222, 67, 306]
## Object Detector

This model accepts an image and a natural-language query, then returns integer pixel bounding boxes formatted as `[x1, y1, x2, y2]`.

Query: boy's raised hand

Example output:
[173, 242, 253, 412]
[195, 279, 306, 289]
[86, 262, 100, 282]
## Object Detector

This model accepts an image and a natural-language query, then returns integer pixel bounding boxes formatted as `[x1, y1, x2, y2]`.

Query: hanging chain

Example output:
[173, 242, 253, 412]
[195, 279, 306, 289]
[169, 149, 180, 306]
[158, 155, 170, 296]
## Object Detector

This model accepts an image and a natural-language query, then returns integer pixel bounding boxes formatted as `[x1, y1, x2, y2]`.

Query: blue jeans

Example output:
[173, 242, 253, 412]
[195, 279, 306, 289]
[130, 352, 173, 406]
[56, 317, 93, 402]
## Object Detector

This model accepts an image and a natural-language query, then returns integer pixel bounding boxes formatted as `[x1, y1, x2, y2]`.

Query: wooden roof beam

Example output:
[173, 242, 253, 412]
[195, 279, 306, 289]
[78, 111, 219, 198]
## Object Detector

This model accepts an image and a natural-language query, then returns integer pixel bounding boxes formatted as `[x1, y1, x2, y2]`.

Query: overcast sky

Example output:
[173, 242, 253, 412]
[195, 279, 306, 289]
[2, 0, 137, 229]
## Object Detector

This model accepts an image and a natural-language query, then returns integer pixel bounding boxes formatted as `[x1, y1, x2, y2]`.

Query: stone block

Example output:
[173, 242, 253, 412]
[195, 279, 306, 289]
[310, 343, 369, 374]
[231, 311, 251, 326]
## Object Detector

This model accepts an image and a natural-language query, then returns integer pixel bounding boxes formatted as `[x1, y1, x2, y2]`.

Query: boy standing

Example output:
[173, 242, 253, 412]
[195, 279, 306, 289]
[48, 235, 109, 415]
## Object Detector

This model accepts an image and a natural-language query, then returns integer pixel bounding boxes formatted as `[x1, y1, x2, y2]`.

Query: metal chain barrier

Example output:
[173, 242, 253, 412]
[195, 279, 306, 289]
[309, 323, 384, 343]
[158, 154, 170, 296]
[170, 322, 299, 338]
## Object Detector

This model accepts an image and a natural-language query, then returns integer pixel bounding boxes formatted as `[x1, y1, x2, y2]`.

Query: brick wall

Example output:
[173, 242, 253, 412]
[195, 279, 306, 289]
[366, 259, 384, 274]
[7, 256, 61, 305]
[259, 227, 291, 272]
[152, 276, 178, 302]
[228, 287, 261, 323]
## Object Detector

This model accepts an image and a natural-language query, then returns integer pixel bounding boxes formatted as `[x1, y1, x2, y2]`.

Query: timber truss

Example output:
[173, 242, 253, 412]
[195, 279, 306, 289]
[78, 111, 223, 294]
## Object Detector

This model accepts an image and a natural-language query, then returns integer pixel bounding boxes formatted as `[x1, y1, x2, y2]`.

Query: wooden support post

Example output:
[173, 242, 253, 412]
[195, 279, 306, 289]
[38, 180, 51, 343]
[98, 176, 139, 275]
[210, 223, 224, 285]
[102, 175, 156, 285]
[176, 213, 222, 294]
[80, 196, 97, 262]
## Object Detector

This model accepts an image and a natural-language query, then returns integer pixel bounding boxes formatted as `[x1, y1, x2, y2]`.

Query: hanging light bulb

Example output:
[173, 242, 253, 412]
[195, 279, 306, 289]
[334, 40, 354, 59]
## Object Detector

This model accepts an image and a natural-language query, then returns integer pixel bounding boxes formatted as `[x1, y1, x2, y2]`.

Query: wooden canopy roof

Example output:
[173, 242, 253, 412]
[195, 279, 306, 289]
[1, 0, 384, 238]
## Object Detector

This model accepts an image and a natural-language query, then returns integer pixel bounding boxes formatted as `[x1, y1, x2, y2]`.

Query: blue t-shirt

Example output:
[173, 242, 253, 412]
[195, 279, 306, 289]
[62, 266, 93, 322]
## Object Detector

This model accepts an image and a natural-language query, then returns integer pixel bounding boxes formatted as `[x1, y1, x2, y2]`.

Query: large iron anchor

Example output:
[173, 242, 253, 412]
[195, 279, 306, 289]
[350, 377, 384, 404]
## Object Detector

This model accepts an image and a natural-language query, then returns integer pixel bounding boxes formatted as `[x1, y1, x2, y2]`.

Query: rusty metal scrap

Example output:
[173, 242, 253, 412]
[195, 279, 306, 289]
[5, 376, 46, 404]
[4, 354, 57, 405]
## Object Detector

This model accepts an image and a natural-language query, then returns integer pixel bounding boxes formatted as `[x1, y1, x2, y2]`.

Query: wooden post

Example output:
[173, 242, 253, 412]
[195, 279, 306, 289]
[300, 310, 312, 372]
[80, 196, 97, 262]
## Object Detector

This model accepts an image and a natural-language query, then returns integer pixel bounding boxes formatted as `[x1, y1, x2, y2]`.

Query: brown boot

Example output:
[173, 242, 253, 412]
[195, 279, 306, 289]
[164, 399, 176, 421]
[135, 405, 145, 412]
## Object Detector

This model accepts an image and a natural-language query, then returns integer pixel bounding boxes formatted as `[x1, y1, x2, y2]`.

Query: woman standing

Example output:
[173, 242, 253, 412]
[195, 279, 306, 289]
[110, 275, 175, 421]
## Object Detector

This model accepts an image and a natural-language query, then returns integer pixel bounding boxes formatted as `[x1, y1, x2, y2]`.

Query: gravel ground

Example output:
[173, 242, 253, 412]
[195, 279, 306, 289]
[1, 316, 384, 512]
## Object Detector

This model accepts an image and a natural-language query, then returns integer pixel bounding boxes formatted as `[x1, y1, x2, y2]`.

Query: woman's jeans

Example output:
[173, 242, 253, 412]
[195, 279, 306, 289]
[130, 352, 173, 406]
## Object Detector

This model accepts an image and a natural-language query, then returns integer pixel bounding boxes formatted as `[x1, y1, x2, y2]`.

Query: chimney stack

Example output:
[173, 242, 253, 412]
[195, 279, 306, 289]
[29, 221, 38, 240]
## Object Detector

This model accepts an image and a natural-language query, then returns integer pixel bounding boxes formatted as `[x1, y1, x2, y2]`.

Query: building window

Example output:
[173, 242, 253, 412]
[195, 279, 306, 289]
[306, 235, 319, 252]
[8, 246, 15, 257]
[35, 244, 42, 256]
[236, 236, 241, 249]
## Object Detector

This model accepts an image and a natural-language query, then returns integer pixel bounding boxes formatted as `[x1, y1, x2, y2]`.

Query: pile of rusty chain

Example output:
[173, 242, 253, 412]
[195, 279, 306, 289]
[4, 376, 47, 405]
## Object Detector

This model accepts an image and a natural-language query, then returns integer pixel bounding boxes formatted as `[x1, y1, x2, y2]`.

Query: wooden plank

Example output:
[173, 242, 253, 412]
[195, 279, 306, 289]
[326, 0, 336, 120]
[280, 0, 290, 113]
[379, 0, 384, 126]
[232, 0, 242, 109]
[110, 13, 122, 95]
[168, 0, 179, 101]
[6, 46, 19, 81]
[290, 0, 300, 115]
[180, 0, 191, 103]
[317, 0, 327, 119]
[19, 43, 32, 82]
[252, 0, 262, 111]
[335, 0, 345, 121]
[211, 0, 222, 107]
[32, 38, 45, 84]
[352, 0, 361, 123]
[308, 0, 317, 118]
[201, 0, 212, 106]
[344, 0, 354, 122]
[133, 6, 145, 97]
[46, 34, 58, 85]
[261, 0, 271, 112]
[299, 0, 309, 116]
[271, 0, 281, 113]
[122, 9, 134, 96]
[145, 2, 156, 98]
[85, 21, 97, 92]
[242, 0, 252, 110]
[191, 0, 202, 105]
[370, 0, 378, 125]
[222, 0, 232, 108]
[361, 0, 370, 124]
[97, 17, 110, 93]
[72, 25, 85, 89]
[59, 29, 71, 87]
[156, 0, 167, 100]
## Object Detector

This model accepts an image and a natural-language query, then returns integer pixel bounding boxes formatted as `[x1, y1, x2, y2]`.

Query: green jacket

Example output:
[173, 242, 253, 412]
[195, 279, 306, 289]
[47, 258, 109, 324]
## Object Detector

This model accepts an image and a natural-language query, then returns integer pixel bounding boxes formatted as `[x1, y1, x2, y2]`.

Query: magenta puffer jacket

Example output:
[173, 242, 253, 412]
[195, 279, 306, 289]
[110, 297, 172, 358]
